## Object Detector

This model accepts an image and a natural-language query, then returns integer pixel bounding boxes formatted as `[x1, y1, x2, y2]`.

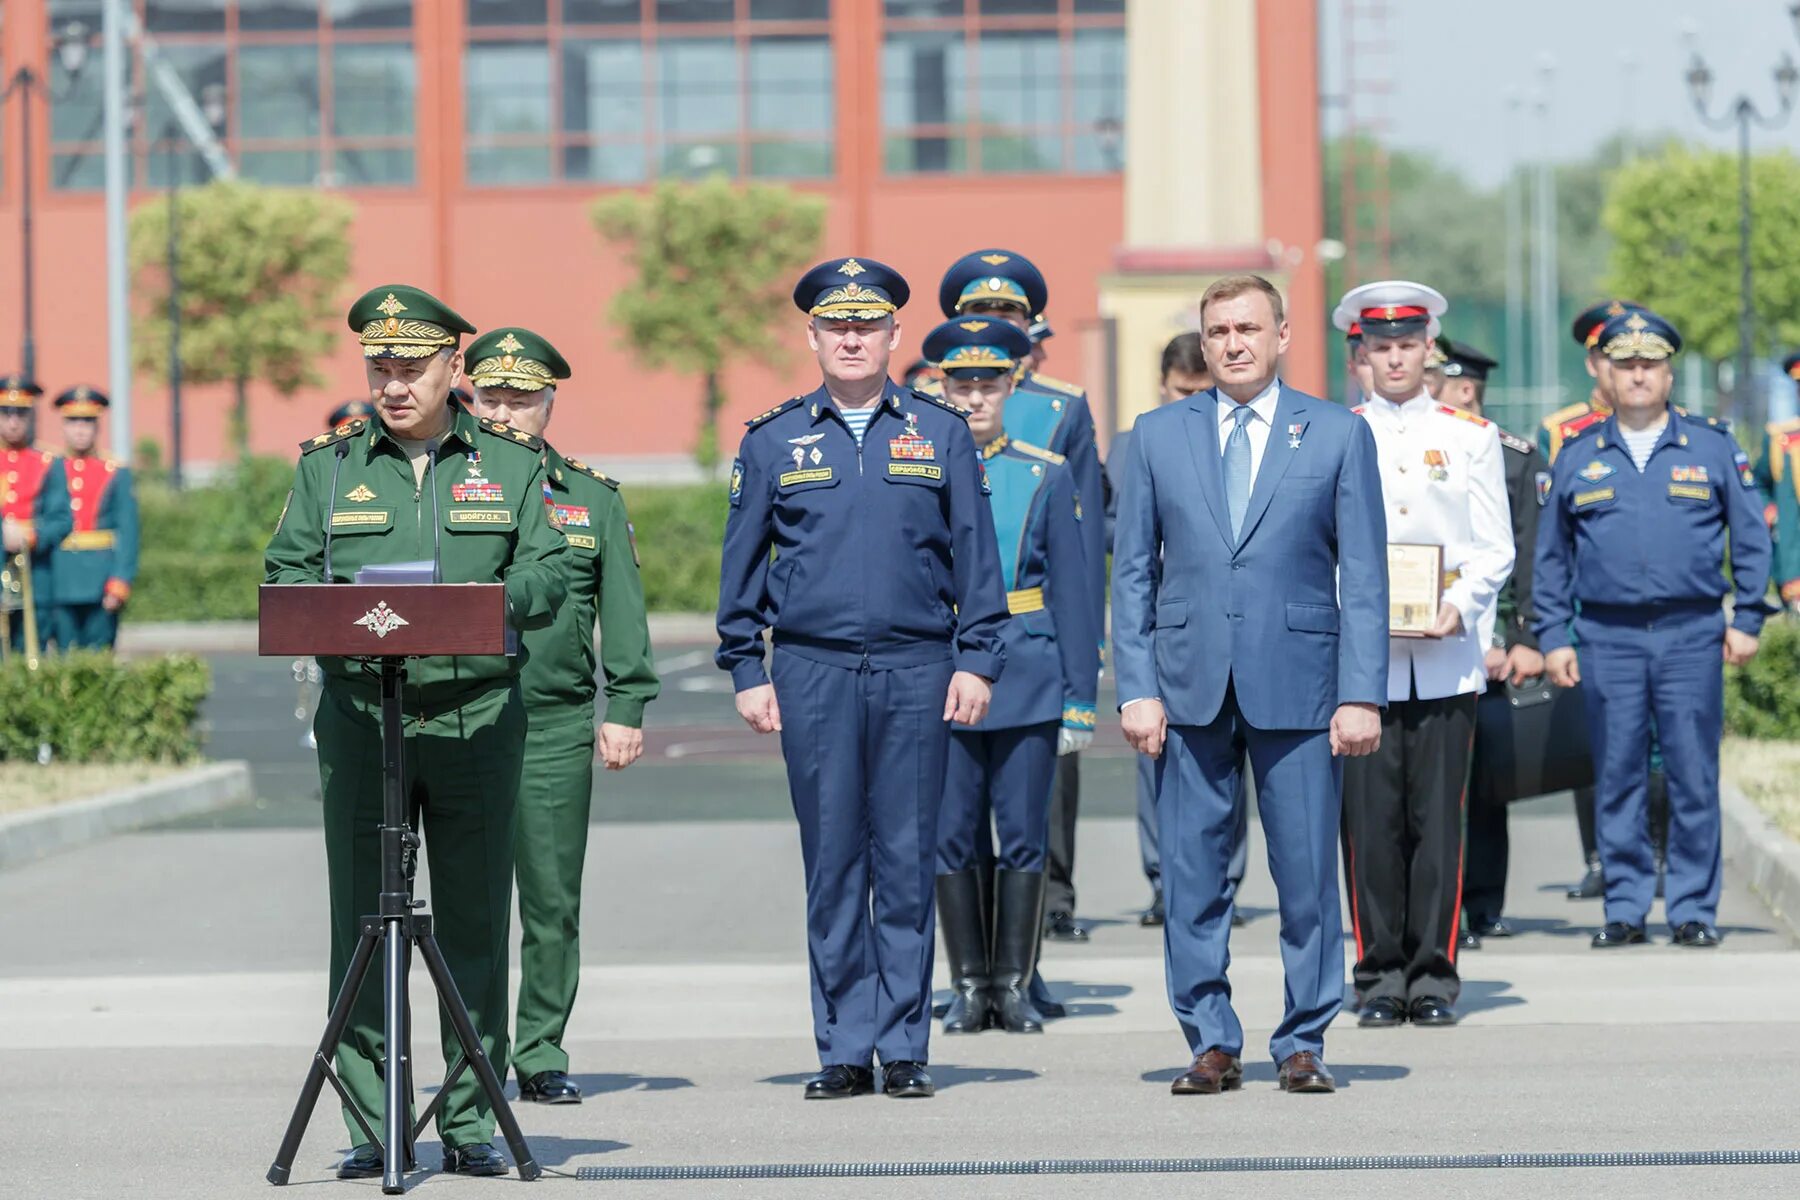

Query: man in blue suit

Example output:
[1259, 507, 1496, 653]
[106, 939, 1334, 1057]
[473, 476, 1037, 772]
[1113, 274, 1388, 1096]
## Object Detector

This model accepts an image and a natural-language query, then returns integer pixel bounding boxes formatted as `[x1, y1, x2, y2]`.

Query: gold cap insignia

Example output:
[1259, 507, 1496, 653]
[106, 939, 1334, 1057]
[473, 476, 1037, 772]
[839, 258, 866, 277]
[1625, 313, 1648, 331]
[497, 333, 524, 354]
[1382, 306, 1398, 319]
[376, 293, 407, 317]
[959, 320, 990, 332]
[980, 253, 1011, 266]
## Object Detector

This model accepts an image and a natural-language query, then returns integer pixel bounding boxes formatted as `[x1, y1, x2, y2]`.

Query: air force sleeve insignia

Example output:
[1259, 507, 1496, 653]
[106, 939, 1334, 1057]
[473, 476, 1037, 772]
[729, 458, 745, 507]
[1535, 471, 1552, 507]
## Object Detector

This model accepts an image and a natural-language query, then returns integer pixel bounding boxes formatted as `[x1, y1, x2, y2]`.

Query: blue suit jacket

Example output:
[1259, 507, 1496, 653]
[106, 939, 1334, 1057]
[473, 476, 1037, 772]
[1111, 384, 1389, 731]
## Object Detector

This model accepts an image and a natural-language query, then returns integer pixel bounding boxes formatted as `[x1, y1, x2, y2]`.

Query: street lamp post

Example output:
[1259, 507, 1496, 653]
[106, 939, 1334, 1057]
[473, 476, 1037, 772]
[2, 22, 93, 383]
[1685, 43, 1798, 420]
[166, 82, 227, 491]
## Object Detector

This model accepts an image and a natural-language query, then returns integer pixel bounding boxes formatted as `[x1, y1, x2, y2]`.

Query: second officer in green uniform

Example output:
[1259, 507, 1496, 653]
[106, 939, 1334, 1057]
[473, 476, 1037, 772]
[265, 285, 568, 1181]
[463, 327, 660, 1105]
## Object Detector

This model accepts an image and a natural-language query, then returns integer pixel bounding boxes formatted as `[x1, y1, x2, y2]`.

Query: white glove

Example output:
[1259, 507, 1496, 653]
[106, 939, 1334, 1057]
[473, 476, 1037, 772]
[1057, 727, 1093, 756]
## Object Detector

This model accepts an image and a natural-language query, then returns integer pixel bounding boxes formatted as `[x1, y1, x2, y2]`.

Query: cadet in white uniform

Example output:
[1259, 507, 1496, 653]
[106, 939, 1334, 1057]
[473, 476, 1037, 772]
[1337, 282, 1514, 1030]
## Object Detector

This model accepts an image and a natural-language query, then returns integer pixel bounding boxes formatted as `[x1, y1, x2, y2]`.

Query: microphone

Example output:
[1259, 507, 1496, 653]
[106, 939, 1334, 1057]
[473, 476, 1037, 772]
[321, 439, 350, 583]
[425, 439, 444, 583]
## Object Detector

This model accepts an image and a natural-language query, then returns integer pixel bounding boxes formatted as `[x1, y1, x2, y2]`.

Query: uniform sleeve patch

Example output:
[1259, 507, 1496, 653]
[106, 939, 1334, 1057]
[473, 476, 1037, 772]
[1735, 450, 1757, 488]
[1535, 471, 1551, 507]
[728, 458, 745, 507]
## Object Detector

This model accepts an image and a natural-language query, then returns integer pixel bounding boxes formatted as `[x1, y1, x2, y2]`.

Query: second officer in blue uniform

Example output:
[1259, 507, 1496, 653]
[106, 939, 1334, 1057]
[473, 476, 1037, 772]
[926, 317, 1100, 1038]
[716, 258, 1010, 1100]
[1535, 309, 1771, 950]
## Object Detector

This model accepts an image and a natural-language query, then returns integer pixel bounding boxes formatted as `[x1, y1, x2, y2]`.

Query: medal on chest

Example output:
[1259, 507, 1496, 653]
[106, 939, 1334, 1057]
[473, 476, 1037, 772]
[1423, 449, 1449, 482]
[889, 412, 936, 461]
[452, 451, 506, 503]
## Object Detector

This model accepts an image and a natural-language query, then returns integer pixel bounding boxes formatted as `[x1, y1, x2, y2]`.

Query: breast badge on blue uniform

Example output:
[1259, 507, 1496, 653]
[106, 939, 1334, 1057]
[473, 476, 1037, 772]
[1578, 460, 1615, 484]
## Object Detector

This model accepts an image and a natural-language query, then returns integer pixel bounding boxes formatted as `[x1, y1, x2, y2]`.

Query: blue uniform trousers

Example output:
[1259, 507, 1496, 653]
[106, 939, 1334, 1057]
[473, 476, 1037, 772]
[1139, 750, 1249, 894]
[771, 647, 955, 1068]
[938, 723, 1057, 874]
[1158, 688, 1344, 1064]
[53, 603, 119, 650]
[1575, 604, 1724, 929]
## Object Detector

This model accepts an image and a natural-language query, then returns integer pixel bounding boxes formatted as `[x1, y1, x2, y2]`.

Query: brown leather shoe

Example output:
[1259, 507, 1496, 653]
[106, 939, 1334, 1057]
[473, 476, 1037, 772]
[1277, 1051, 1336, 1094]
[1170, 1048, 1243, 1095]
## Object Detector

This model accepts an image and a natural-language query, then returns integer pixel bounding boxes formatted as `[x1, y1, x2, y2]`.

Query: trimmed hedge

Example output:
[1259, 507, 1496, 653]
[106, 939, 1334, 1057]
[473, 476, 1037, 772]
[0, 652, 210, 763]
[134, 459, 729, 619]
[1726, 616, 1800, 740]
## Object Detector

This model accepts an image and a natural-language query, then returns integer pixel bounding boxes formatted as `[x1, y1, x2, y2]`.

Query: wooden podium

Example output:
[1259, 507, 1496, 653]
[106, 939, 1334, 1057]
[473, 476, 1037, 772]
[259, 583, 539, 1193]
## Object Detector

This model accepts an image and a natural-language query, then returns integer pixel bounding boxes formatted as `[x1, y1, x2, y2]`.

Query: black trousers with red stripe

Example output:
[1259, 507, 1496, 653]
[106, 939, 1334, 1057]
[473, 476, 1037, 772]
[1342, 692, 1478, 1008]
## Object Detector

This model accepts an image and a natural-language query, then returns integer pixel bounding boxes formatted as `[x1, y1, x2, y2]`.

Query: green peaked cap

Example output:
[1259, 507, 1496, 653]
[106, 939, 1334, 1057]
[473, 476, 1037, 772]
[347, 284, 476, 359]
[465, 327, 572, 393]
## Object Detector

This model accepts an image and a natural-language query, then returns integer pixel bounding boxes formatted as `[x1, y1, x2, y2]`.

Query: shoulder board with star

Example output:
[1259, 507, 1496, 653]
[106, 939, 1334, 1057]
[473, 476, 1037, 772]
[1497, 428, 1534, 455]
[1027, 373, 1086, 397]
[478, 416, 546, 450]
[563, 458, 621, 490]
[1010, 440, 1066, 465]
[1565, 420, 1606, 448]
[301, 418, 366, 453]
[1541, 400, 1593, 431]
[913, 377, 945, 397]
[914, 388, 971, 418]
[1438, 404, 1490, 428]
[745, 397, 803, 429]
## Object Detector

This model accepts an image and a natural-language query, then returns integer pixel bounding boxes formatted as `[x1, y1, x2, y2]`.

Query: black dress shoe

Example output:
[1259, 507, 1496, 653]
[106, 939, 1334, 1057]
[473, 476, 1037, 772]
[1140, 892, 1165, 927]
[442, 1143, 509, 1177]
[336, 1145, 382, 1180]
[803, 1064, 875, 1100]
[882, 1061, 934, 1098]
[1458, 929, 1482, 951]
[1408, 996, 1457, 1026]
[1358, 997, 1406, 1028]
[1566, 859, 1604, 900]
[1591, 921, 1649, 949]
[1672, 921, 1721, 948]
[519, 1069, 583, 1104]
[1044, 910, 1090, 942]
[1472, 918, 1515, 939]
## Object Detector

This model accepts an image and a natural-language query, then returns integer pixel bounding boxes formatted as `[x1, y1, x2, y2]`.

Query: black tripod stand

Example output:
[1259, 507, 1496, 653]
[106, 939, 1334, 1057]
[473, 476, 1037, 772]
[266, 658, 540, 1193]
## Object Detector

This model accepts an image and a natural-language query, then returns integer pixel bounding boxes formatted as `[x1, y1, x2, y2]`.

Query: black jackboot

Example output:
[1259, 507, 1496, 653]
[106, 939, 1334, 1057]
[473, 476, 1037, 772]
[992, 869, 1048, 1034]
[936, 869, 992, 1034]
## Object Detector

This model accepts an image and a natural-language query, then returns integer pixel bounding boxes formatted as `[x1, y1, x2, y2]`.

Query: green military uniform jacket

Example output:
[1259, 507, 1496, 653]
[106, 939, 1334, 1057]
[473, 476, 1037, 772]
[526, 444, 660, 726]
[264, 404, 568, 710]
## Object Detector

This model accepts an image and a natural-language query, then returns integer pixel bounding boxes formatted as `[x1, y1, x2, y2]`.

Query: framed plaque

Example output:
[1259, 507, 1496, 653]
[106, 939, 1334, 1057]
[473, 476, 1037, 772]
[1387, 543, 1444, 638]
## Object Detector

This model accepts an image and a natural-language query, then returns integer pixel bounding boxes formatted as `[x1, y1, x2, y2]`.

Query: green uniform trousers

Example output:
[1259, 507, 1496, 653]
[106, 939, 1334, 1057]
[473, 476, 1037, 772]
[512, 710, 597, 1079]
[53, 603, 118, 650]
[315, 682, 524, 1149]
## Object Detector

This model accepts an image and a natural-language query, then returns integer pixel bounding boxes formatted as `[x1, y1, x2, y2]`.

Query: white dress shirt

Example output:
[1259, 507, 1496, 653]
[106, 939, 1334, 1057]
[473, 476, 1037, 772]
[1215, 379, 1281, 486]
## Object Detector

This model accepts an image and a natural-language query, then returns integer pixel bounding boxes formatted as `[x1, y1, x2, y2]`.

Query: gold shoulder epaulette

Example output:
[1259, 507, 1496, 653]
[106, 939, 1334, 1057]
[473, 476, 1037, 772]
[564, 458, 620, 490]
[913, 377, 945, 397]
[478, 416, 546, 450]
[1438, 404, 1490, 428]
[916, 388, 970, 418]
[1010, 440, 1066, 465]
[1497, 429, 1534, 455]
[1541, 400, 1590, 430]
[746, 397, 802, 429]
[1026, 372, 1086, 397]
[301, 418, 365, 453]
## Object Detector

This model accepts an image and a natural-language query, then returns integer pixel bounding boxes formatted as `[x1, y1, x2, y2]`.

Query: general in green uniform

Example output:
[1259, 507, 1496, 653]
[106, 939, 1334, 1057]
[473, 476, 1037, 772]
[49, 386, 139, 650]
[464, 327, 659, 1106]
[264, 286, 568, 1181]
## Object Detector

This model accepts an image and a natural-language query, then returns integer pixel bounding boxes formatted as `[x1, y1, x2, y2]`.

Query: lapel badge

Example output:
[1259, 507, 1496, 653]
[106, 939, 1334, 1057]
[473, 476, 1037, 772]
[1287, 422, 1306, 450]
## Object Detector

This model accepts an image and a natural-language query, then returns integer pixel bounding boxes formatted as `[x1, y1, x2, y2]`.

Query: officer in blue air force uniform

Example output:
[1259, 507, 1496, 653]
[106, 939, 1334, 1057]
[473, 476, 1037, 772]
[1535, 309, 1771, 951]
[939, 250, 1105, 950]
[925, 317, 1100, 1039]
[716, 258, 1010, 1102]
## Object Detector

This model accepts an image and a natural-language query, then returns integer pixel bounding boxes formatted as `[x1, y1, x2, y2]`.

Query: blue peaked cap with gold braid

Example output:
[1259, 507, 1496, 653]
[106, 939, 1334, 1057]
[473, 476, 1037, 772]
[938, 249, 1049, 319]
[793, 257, 909, 322]
[923, 317, 1033, 381]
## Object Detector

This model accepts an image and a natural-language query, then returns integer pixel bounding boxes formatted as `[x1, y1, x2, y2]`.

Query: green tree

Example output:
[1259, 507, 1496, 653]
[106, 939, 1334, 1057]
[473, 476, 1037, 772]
[130, 180, 354, 459]
[1605, 145, 1800, 367]
[592, 176, 826, 469]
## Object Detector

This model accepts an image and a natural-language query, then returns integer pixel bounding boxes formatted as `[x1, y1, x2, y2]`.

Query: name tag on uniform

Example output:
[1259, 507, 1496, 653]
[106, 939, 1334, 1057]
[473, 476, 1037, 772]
[448, 508, 513, 526]
[564, 533, 597, 549]
[331, 510, 390, 527]
[1668, 483, 1712, 501]
[888, 463, 943, 481]
[1573, 487, 1614, 508]
[779, 467, 834, 486]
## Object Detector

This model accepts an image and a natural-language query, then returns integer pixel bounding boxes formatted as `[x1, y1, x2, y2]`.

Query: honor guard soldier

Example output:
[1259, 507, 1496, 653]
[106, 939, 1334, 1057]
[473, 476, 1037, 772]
[1, 375, 70, 657]
[925, 317, 1100, 1038]
[464, 327, 659, 1106]
[1535, 310, 1771, 950]
[1760, 355, 1800, 611]
[938, 249, 1103, 951]
[265, 285, 568, 1180]
[1340, 283, 1514, 1029]
[716, 258, 1009, 1101]
[325, 398, 377, 432]
[1432, 342, 1545, 947]
[47, 387, 138, 650]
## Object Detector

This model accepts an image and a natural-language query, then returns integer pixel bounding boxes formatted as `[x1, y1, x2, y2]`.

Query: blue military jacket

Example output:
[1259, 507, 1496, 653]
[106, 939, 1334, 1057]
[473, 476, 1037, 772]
[1534, 408, 1772, 653]
[1005, 372, 1106, 627]
[716, 380, 1010, 689]
[971, 437, 1100, 732]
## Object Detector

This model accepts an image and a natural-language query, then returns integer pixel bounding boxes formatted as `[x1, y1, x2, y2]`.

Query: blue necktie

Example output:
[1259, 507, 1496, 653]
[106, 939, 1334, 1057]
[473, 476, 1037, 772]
[1224, 403, 1255, 541]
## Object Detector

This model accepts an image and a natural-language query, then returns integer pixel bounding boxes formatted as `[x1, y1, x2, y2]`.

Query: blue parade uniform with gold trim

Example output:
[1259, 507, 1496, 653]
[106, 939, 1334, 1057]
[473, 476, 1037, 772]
[1534, 310, 1771, 938]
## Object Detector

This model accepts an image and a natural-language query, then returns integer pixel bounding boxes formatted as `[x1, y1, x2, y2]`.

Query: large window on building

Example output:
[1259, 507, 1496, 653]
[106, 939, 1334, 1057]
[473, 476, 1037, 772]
[464, 0, 834, 187]
[47, 0, 417, 191]
[882, 0, 1124, 175]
